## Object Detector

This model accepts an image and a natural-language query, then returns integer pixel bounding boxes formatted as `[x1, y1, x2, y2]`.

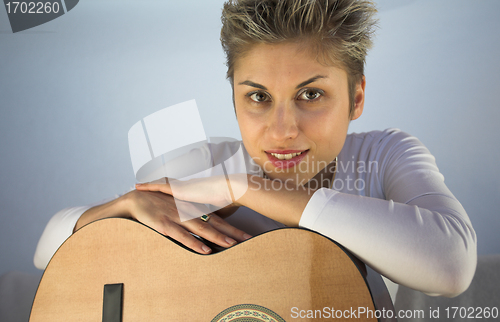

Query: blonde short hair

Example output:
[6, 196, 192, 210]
[220, 0, 377, 116]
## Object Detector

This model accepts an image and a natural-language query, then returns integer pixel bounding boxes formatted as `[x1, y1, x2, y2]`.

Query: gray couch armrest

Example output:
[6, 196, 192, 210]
[0, 271, 42, 322]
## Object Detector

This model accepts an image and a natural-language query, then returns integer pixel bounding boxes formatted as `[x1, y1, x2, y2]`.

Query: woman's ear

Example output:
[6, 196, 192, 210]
[351, 76, 366, 121]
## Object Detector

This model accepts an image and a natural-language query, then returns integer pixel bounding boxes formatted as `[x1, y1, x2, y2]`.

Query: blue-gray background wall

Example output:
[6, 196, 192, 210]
[1, 0, 499, 276]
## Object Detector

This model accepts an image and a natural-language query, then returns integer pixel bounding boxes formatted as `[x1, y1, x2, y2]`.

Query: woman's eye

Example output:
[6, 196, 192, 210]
[248, 91, 270, 102]
[298, 89, 323, 101]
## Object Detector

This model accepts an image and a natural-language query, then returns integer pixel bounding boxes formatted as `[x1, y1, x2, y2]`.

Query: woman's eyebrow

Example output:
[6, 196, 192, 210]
[238, 80, 267, 90]
[238, 75, 327, 90]
[295, 75, 327, 89]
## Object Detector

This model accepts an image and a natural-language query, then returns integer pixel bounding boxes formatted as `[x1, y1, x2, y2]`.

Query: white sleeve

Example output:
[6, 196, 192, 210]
[299, 131, 477, 297]
[33, 196, 119, 270]
[33, 206, 90, 270]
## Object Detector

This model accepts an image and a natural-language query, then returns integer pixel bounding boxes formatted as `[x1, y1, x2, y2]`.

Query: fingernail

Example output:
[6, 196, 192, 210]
[135, 183, 142, 186]
[225, 237, 237, 245]
[243, 233, 252, 240]
[202, 245, 211, 253]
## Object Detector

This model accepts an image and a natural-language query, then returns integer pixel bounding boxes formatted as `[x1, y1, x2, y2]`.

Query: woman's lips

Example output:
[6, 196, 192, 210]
[265, 149, 309, 169]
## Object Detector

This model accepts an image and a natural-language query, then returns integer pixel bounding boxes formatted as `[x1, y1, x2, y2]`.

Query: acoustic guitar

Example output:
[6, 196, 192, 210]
[29, 218, 395, 321]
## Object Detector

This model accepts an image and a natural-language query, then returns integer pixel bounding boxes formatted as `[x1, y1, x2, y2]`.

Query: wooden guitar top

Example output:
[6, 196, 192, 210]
[30, 218, 377, 321]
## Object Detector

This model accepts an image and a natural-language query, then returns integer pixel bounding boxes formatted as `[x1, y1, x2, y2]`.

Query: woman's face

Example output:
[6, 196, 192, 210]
[233, 42, 365, 186]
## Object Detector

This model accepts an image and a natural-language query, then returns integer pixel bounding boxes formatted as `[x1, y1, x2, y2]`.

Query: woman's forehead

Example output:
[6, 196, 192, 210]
[233, 42, 348, 84]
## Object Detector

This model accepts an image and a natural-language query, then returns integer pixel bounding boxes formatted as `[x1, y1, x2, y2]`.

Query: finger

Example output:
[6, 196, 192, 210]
[205, 214, 252, 243]
[135, 182, 172, 195]
[183, 216, 240, 248]
[155, 219, 213, 254]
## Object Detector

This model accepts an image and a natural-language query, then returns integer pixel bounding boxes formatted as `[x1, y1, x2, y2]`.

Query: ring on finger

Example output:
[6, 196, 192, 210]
[200, 214, 211, 222]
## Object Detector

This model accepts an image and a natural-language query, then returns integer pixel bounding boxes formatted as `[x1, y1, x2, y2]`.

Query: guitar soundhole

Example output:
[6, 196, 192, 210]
[211, 304, 285, 322]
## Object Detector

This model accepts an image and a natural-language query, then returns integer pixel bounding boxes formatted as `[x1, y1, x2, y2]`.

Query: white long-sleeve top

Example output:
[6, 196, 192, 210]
[34, 128, 477, 298]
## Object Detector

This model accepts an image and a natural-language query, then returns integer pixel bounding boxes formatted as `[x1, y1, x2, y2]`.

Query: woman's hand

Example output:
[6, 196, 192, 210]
[74, 189, 251, 254]
[135, 174, 249, 209]
[135, 173, 311, 228]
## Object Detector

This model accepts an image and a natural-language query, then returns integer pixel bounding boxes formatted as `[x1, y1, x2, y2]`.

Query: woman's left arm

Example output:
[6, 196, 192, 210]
[293, 187, 476, 298]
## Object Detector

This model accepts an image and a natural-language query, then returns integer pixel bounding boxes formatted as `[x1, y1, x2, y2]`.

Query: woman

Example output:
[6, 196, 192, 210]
[34, 0, 476, 299]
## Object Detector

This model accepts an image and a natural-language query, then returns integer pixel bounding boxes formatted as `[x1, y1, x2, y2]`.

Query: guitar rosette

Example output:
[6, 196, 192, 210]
[211, 304, 286, 322]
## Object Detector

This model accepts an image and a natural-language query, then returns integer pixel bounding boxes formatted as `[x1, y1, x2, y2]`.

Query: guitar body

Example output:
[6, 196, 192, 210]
[30, 218, 381, 321]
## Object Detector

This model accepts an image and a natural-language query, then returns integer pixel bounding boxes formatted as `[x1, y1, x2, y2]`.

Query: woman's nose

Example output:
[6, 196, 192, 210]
[267, 102, 299, 142]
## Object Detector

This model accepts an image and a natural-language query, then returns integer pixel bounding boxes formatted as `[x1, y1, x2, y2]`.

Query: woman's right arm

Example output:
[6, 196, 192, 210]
[34, 190, 250, 270]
